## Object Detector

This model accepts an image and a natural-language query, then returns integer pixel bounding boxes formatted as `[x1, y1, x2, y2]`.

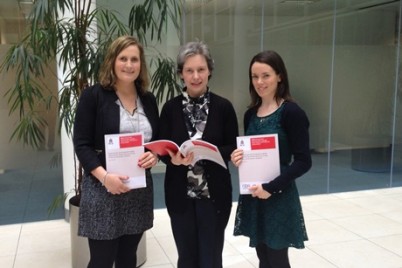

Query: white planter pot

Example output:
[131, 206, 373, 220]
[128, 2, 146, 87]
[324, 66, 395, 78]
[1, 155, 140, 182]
[69, 197, 147, 267]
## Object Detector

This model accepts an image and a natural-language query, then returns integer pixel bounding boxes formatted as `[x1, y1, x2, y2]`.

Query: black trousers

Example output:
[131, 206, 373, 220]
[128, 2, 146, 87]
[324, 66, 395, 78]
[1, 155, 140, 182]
[87, 233, 143, 268]
[256, 243, 290, 268]
[169, 198, 231, 268]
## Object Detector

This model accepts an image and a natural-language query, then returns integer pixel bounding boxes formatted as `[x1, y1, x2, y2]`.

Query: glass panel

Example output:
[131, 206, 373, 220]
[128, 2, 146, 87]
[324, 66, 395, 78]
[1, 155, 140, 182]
[262, 1, 336, 195]
[330, 1, 399, 192]
[393, 2, 402, 188]
[182, 0, 402, 195]
[183, 0, 263, 197]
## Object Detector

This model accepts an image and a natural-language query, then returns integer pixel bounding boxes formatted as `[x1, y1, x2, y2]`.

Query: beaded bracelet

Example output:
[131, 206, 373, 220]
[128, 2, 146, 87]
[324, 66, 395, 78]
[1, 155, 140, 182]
[102, 172, 108, 186]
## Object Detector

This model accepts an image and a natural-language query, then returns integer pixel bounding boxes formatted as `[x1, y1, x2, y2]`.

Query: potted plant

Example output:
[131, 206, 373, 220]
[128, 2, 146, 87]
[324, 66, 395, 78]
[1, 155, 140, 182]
[0, 0, 182, 267]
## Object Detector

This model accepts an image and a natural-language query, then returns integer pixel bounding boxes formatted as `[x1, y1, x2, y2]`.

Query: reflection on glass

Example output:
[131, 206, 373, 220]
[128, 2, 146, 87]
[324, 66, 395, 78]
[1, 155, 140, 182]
[183, 0, 402, 194]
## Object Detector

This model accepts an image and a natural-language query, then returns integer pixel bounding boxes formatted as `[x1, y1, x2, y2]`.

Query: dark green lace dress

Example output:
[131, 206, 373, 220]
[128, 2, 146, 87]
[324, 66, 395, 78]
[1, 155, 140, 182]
[234, 104, 308, 249]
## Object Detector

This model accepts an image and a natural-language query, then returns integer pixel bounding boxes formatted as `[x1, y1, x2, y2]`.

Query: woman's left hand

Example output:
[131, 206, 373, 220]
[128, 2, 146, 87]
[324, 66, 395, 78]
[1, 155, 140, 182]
[138, 151, 159, 169]
[230, 148, 243, 167]
[248, 184, 271, 199]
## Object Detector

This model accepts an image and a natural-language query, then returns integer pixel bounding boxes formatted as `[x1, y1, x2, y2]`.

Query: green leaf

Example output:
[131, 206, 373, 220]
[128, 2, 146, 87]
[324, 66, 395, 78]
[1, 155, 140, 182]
[1, 0, 182, 199]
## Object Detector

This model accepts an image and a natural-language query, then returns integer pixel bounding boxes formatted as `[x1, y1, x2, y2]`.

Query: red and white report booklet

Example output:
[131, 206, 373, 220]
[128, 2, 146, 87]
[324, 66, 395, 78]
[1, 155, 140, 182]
[144, 139, 227, 169]
[104, 132, 146, 189]
[236, 134, 280, 194]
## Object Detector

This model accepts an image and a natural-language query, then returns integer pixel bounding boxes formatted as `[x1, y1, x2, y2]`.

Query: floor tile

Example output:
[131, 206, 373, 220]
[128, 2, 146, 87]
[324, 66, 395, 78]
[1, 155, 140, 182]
[151, 210, 173, 238]
[300, 193, 340, 203]
[222, 255, 255, 268]
[13, 249, 71, 268]
[305, 219, 361, 245]
[290, 247, 337, 268]
[2, 187, 402, 268]
[0, 224, 21, 257]
[142, 237, 171, 267]
[241, 252, 259, 267]
[0, 255, 15, 268]
[142, 264, 174, 268]
[224, 235, 255, 255]
[154, 235, 178, 265]
[308, 239, 402, 268]
[17, 220, 70, 254]
[302, 198, 372, 219]
[344, 195, 402, 214]
[382, 210, 402, 224]
[302, 206, 325, 221]
[332, 214, 402, 238]
[369, 234, 402, 257]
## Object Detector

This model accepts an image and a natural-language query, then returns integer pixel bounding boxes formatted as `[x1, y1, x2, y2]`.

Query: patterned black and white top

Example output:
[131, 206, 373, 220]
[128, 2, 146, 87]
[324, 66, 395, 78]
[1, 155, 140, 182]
[182, 89, 210, 199]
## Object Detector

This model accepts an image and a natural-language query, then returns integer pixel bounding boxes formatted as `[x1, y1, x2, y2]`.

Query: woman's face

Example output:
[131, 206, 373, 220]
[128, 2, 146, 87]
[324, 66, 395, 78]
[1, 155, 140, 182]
[114, 45, 141, 85]
[251, 62, 281, 100]
[180, 54, 210, 98]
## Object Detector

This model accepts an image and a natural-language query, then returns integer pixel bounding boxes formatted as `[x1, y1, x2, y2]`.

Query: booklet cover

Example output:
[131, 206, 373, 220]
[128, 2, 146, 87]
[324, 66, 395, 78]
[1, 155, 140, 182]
[104, 132, 146, 189]
[144, 139, 227, 169]
[236, 134, 280, 194]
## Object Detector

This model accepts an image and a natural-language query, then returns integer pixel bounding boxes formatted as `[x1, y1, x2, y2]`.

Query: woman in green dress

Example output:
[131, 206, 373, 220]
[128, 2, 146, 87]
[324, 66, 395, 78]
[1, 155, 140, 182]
[231, 50, 312, 268]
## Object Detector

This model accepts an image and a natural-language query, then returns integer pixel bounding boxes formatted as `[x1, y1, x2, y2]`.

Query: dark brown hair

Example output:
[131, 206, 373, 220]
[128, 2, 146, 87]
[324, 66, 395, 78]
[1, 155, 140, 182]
[248, 50, 293, 108]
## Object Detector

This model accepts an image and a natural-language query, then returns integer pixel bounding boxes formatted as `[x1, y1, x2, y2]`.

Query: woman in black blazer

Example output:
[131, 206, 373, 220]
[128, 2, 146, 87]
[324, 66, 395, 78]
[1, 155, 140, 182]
[73, 36, 159, 268]
[159, 41, 239, 268]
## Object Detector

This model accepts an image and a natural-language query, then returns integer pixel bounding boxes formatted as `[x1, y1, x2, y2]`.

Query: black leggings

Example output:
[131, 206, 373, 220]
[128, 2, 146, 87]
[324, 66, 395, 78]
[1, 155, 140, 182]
[256, 243, 290, 268]
[87, 233, 143, 268]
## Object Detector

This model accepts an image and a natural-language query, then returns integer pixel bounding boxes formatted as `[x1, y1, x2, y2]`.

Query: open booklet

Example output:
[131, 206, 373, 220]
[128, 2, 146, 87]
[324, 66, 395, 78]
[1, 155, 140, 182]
[144, 139, 227, 169]
[104, 132, 146, 189]
[236, 134, 280, 194]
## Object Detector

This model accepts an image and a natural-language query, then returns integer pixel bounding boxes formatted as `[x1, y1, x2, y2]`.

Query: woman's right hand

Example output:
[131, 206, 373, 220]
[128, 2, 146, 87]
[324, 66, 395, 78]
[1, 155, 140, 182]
[231, 148, 244, 167]
[104, 173, 131, 195]
[167, 149, 194, 166]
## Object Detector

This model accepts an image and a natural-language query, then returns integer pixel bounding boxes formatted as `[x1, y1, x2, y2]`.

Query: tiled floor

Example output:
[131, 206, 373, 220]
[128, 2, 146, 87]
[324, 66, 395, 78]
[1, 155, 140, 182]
[1, 187, 402, 268]
[2, 149, 401, 226]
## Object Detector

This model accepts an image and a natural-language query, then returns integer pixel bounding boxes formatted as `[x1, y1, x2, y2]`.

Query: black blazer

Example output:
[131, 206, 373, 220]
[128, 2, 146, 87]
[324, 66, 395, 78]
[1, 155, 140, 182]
[159, 92, 239, 214]
[73, 83, 159, 175]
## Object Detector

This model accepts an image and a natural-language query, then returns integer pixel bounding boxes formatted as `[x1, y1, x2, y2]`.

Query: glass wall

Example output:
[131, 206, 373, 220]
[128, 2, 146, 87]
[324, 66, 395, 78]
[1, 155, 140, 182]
[182, 0, 402, 195]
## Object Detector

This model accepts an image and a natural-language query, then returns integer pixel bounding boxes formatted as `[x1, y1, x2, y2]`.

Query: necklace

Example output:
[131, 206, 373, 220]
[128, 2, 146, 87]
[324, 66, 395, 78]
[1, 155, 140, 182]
[260, 116, 269, 123]
[117, 97, 140, 133]
[117, 97, 137, 116]
[258, 99, 285, 122]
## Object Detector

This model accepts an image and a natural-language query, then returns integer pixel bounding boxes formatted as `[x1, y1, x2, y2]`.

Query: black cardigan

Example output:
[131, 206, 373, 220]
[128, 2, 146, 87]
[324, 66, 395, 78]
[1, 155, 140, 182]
[244, 101, 312, 194]
[159, 92, 239, 214]
[73, 83, 159, 175]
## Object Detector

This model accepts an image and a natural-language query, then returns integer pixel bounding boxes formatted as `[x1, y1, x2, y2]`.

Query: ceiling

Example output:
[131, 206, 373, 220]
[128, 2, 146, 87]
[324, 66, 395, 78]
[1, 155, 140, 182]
[184, 0, 399, 15]
[1, 0, 399, 21]
[0, 0, 399, 44]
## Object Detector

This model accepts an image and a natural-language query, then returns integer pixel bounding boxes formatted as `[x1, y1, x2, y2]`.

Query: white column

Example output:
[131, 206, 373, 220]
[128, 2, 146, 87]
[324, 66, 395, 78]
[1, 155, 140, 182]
[60, 0, 97, 214]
